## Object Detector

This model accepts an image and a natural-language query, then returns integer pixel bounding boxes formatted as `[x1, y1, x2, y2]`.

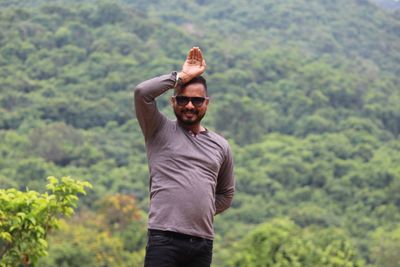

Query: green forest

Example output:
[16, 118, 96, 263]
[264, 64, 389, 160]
[0, 0, 399, 266]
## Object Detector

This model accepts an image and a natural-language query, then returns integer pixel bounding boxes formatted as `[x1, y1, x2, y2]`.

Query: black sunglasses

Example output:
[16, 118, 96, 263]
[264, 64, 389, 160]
[173, 96, 208, 107]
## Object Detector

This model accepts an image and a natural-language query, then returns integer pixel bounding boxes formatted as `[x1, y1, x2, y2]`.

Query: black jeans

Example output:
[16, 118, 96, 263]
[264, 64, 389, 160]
[144, 229, 213, 267]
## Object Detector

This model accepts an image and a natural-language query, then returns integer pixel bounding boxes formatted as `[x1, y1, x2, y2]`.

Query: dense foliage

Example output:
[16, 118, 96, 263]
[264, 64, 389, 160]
[226, 218, 364, 267]
[0, 177, 91, 266]
[0, 0, 399, 266]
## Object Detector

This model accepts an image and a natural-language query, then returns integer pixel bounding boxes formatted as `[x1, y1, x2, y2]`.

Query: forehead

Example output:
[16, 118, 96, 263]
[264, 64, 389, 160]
[178, 83, 207, 97]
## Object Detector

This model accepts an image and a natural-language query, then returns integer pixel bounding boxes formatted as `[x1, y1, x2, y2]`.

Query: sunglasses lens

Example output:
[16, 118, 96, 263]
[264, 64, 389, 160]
[191, 97, 205, 106]
[175, 96, 206, 107]
[175, 96, 189, 106]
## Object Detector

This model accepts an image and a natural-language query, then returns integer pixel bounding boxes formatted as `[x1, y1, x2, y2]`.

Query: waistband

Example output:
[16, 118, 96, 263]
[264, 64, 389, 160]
[148, 229, 212, 242]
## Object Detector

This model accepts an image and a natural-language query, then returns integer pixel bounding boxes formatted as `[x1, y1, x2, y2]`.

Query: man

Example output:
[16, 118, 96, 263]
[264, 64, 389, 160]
[134, 47, 235, 267]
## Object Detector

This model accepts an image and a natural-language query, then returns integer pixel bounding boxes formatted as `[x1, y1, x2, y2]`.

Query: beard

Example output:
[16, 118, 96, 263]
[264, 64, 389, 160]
[174, 108, 206, 126]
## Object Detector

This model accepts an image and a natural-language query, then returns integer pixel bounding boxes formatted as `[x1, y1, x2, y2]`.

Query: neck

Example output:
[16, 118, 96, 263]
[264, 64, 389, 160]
[178, 122, 205, 134]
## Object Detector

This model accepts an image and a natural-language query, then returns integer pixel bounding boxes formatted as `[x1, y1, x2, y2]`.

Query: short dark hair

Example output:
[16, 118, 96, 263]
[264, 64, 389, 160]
[175, 76, 208, 96]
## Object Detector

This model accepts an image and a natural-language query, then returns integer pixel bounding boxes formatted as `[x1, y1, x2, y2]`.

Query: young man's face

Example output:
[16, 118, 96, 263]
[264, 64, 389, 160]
[172, 83, 209, 126]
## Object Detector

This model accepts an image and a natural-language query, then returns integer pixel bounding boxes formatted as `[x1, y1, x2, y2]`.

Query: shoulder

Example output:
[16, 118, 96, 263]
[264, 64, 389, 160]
[205, 130, 231, 150]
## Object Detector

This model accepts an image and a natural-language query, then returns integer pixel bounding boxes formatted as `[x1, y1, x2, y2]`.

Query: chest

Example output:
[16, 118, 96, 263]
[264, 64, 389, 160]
[149, 127, 225, 173]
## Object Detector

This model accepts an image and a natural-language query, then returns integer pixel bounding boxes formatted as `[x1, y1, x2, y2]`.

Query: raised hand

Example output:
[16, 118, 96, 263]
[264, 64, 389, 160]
[179, 47, 206, 84]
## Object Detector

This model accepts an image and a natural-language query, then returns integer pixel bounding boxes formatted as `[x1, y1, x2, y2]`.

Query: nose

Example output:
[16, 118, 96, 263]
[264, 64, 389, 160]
[185, 100, 195, 109]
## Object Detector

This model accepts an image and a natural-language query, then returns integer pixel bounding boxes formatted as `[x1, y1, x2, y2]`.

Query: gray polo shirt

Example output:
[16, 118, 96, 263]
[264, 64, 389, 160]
[134, 72, 235, 240]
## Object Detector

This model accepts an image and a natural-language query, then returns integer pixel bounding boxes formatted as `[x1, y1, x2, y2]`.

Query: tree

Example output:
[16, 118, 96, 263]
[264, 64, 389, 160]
[226, 218, 364, 267]
[371, 226, 400, 267]
[0, 176, 92, 266]
[39, 193, 146, 267]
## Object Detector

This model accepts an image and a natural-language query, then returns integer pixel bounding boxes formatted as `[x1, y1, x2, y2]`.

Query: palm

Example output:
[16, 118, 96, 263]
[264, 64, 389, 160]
[180, 47, 206, 82]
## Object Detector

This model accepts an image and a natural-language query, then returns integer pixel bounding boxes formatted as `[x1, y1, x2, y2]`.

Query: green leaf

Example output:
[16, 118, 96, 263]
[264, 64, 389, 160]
[38, 238, 48, 248]
[0, 232, 12, 242]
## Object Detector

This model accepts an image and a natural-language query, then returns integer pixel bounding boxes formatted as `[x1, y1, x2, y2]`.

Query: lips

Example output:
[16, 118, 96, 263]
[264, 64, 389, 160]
[182, 109, 197, 114]
[183, 112, 195, 118]
[182, 110, 197, 119]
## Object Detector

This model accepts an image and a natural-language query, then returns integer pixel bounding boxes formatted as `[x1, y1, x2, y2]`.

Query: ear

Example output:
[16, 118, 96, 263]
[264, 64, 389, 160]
[170, 96, 175, 106]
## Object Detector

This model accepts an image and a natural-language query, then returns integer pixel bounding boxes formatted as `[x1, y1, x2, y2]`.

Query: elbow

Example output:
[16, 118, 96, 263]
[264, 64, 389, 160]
[225, 195, 234, 210]
[215, 193, 234, 214]
[134, 81, 155, 104]
[134, 83, 148, 105]
[216, 205, 230, 215]
[134, 83, 144, 99]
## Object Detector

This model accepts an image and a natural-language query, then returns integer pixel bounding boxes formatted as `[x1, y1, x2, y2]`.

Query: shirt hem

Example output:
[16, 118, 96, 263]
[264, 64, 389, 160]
[148, 224, 214, 240]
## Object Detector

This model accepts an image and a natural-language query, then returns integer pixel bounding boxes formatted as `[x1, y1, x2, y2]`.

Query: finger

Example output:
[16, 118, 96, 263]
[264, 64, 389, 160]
[197, 47, 203, 62]
[193, 47, 200, 61]
[198, 48, 204, 62]
[187, 48, 194, 60]
[197, 48, 203, 62]
[191, 48, 196, 60]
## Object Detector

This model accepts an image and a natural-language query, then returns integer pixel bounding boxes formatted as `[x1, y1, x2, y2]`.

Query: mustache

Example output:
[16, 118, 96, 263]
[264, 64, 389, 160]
[182, 109, 198, 114]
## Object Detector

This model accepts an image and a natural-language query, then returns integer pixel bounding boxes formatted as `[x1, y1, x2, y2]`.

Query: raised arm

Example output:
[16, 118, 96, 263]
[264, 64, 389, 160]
[134, 73, 176, 141]
[134, 47, 207, 140]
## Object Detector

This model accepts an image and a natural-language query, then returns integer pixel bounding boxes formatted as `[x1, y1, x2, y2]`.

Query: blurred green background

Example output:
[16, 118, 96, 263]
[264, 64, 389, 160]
[1, 0, 400, 266]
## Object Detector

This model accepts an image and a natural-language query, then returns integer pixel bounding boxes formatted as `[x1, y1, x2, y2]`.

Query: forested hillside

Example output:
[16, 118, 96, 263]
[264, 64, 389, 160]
[1, 0, 399, 266]
[372, 0, 400, 10]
